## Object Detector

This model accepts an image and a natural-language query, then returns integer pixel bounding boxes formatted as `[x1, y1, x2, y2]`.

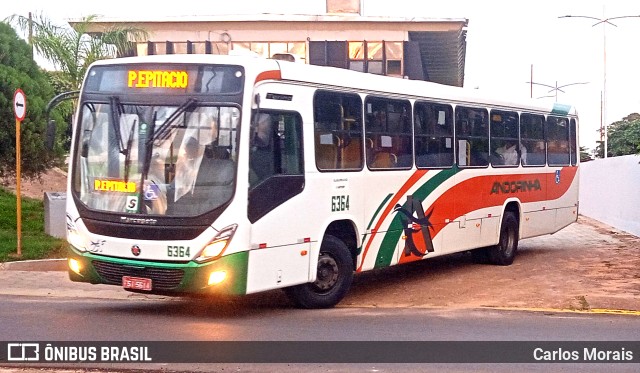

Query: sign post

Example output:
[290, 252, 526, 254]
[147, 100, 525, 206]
[13, 89, 26, 257]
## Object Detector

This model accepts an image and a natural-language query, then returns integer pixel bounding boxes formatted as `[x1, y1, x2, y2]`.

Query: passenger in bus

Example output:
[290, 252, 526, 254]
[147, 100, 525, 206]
[496, 140, 519, 165]
[520, 143, 528, 165]
[249, 113, 275, 186]
[422, 108, 448, 136]
[369, 110, 386, 132]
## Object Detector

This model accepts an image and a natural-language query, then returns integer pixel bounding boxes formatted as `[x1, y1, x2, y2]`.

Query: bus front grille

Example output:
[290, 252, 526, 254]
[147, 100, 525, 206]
[92, 260, 185, 290]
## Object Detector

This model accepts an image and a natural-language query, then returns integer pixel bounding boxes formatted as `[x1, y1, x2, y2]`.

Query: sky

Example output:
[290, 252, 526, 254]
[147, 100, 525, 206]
[4, 0, 640, 152]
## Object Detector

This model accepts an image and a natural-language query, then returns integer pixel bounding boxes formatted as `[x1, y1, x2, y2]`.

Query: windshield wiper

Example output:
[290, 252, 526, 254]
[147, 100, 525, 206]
[109, 96, 125, 153]
[148, 98, 198, 145]
[123, 119, 137, 183]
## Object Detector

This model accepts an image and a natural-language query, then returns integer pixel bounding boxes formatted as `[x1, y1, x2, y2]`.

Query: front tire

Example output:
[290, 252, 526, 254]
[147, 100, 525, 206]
[285, 235, 354, 309]
[487, 211, 519, 265]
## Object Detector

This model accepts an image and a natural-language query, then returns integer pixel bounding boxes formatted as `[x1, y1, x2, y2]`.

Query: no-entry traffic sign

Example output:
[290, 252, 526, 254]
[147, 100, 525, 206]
[14, 89, 26, 121]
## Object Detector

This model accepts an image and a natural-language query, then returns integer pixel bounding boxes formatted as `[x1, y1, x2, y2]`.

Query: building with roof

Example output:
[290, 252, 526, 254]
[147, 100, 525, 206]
[72, 0, 467, 87]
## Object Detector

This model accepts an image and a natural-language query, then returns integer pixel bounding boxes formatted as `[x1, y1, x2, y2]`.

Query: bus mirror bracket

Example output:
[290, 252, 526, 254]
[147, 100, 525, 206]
[45, 90, 80, 151]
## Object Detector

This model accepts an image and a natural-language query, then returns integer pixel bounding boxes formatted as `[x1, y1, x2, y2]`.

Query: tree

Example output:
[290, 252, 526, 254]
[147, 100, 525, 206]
[0, 22, 61, 178]
[7, 13, 148, 155]
[609, 113, 640, 156]
[8, 13, 148, 90]
[596, 113, 640, 158]
[579, 146, 592, 162]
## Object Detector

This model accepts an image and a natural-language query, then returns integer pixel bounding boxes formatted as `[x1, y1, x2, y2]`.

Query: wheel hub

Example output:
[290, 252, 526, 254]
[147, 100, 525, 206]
[314, 254, 339, 291]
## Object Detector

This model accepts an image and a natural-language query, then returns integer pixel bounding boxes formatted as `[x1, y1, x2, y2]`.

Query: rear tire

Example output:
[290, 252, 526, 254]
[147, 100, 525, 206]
[488, 211, 519, 266]
[284, 235, 354, 309]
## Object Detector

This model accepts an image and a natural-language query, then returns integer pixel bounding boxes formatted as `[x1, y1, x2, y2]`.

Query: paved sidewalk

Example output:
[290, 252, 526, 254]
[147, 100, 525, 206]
[0, 262, 168, 301]
[1, 216, 639, 312]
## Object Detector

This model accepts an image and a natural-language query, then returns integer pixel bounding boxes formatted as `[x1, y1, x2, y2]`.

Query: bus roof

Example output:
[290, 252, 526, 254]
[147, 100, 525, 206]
[88, 54, 578, 117]
[273, 59, 578, 117]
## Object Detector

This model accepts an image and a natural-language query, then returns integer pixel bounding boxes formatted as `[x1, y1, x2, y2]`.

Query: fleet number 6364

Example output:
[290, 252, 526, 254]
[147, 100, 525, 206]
[331, 195, 350, 212]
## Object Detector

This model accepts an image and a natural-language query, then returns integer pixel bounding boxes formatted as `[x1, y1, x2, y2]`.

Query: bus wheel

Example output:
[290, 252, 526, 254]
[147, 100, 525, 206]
[284, 235, 354, 309]
[488, 211, 519, 266]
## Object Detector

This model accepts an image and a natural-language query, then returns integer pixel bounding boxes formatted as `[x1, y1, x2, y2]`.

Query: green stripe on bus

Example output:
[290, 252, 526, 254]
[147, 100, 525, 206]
[367, 193, 394, 231]
[374, 166, 460, 268]
[72, 249, 249, 295]
[551, 103, 571, 115]
[359, 193, 394, 255]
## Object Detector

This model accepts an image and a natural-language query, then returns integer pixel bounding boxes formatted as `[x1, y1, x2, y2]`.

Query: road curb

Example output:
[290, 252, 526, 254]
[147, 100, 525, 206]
[0, 258, 67, 272]
[486, 306, 640, 316]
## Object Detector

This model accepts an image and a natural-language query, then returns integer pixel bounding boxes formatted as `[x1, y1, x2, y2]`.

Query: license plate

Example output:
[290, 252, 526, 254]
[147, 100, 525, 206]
[122, 276, 152, 291]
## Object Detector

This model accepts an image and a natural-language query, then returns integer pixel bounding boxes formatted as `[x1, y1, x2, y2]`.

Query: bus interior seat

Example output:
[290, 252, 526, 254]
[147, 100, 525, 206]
[371, 152, 398, 168]
[340, 135, 362, 169]
[166, 149, 235, 215]
[315, 132, 338, 169]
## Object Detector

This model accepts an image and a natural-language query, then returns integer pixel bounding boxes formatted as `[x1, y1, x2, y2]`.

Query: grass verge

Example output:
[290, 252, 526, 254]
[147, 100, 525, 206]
[0, 187, 67, 262]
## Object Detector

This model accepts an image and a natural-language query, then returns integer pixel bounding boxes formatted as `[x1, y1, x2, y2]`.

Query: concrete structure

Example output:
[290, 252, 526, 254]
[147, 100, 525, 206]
[579, 154, 640, 237]
[70, 1, 468, 87]
[43, 191, 66, 239]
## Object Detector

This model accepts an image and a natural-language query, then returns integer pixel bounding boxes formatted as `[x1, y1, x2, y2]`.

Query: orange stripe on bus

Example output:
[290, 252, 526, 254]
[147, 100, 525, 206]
[372, 167, 577, 271]
[425, 167, 577, 240]
[255, 70, 282, 84]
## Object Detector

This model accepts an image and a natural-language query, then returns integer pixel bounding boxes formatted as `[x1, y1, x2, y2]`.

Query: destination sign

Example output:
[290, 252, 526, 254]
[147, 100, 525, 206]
[84, 64, 244, 94]
[127, 70, 189, 89]
[94, 179, 137, 193]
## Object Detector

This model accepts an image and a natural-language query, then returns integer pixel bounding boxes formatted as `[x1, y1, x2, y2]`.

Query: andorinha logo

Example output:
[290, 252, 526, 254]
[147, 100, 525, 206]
[393, 195, 435, 258]
[490, 179, 541, 195]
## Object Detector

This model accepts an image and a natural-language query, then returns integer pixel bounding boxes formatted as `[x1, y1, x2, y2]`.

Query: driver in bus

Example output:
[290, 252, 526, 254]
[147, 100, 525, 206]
[249, 113, 275, 187]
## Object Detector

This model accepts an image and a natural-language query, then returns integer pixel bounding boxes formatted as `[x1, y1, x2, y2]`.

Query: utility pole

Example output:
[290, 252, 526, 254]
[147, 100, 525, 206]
[559, 12, 640, 158]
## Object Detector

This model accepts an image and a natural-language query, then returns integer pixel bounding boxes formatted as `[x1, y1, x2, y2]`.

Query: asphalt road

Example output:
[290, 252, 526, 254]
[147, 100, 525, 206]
[1, 216, 639, 371]
[1, 295, 639, 372]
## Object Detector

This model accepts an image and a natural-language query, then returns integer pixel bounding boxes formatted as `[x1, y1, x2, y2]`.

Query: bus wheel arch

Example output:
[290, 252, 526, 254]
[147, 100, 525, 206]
[324, 219, 359, 269]
[284, 234, 354, 308]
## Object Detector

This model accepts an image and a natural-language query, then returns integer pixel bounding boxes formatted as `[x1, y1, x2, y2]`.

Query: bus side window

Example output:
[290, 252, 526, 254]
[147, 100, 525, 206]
[365, 96, 412, 169]
[313, 90, 363, 171]
[570, 118, 578, 165]
[521, 113, 545, 166]
[455, 106, 489, 167]
[414, 101, 453, 168]
[547, 116, 570, 166]
[490, 110, 519, 167]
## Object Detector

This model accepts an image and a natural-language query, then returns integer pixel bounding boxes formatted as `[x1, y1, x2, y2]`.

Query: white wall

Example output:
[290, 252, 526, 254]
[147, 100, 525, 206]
[579, 154, 640, 237]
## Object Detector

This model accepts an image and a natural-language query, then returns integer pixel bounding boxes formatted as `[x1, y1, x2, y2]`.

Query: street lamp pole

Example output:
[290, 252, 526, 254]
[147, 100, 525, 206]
[559, 12, 640, 158]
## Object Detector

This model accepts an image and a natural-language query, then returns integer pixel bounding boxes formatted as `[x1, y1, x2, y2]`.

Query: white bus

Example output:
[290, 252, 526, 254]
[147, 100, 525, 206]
[63, 54, 579, 308]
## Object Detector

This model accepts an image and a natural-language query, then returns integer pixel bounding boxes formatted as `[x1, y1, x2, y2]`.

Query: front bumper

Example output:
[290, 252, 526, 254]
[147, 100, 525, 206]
[66, 247, 249, 295]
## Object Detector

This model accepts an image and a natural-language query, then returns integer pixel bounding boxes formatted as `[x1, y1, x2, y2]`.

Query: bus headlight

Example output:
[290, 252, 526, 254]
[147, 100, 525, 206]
[208, 270, 227, 286]
[196, 224, 237, 262]
[67, 217, 86, 251]
[68, 258, 82, 275]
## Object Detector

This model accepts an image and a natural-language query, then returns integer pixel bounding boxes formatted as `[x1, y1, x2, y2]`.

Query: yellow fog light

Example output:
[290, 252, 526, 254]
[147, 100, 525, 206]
[208, 270, 227, 286]
[68, 258, 82, 275]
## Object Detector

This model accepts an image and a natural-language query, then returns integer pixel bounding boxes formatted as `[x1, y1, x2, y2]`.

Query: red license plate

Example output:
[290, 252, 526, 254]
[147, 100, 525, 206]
[122, 276, 152, 291]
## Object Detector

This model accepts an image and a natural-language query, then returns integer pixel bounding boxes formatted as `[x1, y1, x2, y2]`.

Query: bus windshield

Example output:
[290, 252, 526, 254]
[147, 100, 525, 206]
[73, 101, 239, 217]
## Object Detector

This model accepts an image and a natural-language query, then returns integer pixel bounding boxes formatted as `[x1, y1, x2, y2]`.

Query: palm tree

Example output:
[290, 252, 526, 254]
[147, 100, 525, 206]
[8, 12, 148, 89]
